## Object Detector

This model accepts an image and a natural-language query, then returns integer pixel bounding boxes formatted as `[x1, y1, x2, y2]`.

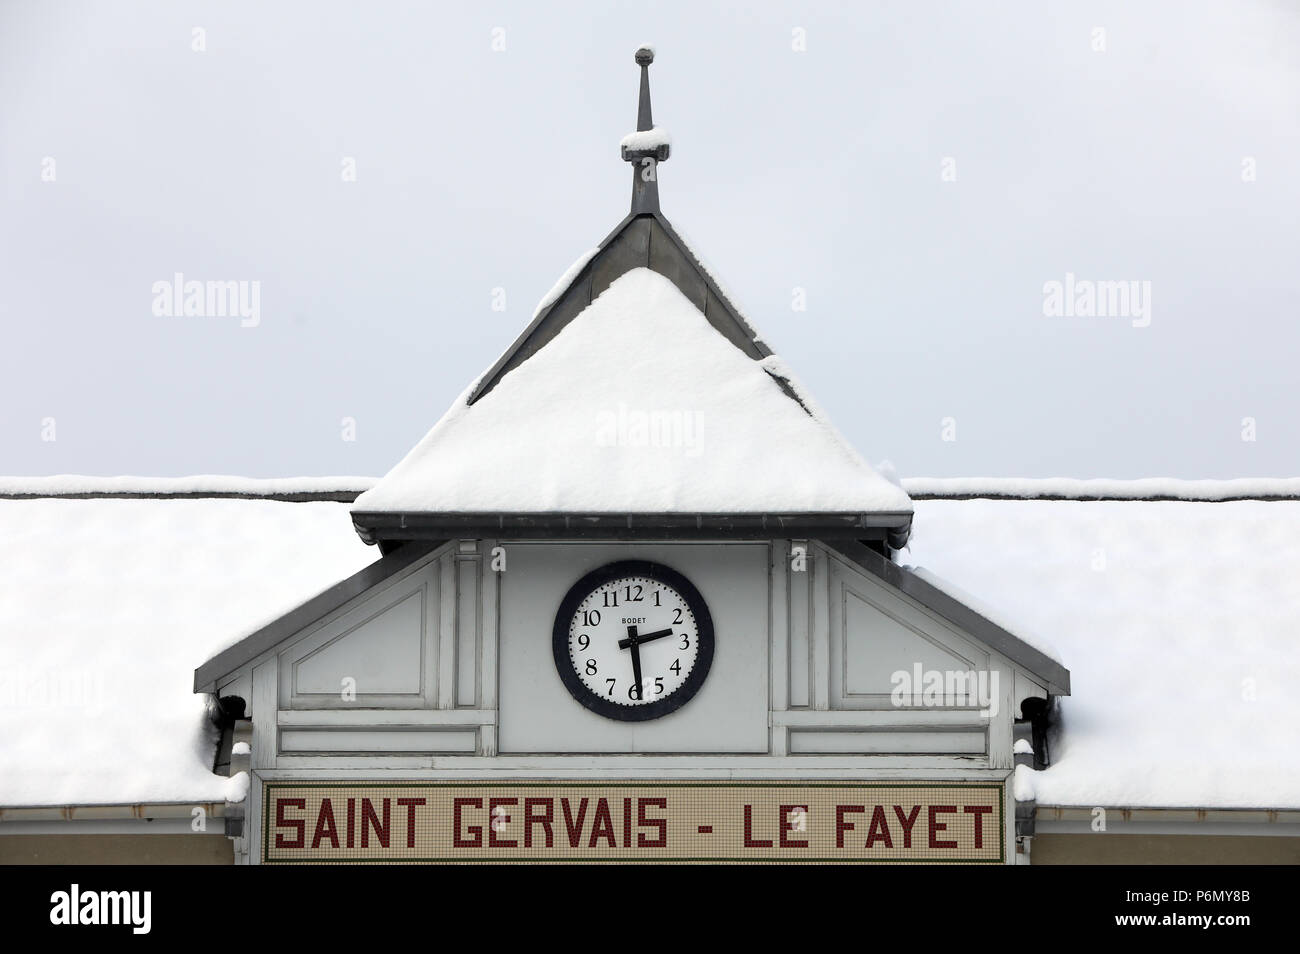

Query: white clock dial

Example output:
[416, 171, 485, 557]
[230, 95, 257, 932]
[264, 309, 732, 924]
[552, 561, 715, 722]
[568, 576, 700, 707]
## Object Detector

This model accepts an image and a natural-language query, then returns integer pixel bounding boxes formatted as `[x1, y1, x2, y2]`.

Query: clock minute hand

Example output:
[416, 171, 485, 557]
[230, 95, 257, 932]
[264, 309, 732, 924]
[626, 625, 644, 701]
[617, 628, 673, 650]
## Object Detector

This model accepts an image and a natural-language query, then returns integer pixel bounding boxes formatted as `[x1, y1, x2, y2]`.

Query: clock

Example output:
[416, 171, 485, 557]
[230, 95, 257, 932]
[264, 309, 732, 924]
[552, 561, 714, 722]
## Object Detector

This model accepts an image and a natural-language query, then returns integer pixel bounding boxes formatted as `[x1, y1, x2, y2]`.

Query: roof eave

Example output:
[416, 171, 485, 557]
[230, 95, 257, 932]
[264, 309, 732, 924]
[192, 540, 443, 693]
[824, 539, 1071, 697]
[351, 510, 913, 547]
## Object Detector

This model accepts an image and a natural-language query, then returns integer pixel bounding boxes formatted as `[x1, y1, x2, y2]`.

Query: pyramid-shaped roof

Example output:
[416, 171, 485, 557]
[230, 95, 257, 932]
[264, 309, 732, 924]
[352, 48, 911, 546]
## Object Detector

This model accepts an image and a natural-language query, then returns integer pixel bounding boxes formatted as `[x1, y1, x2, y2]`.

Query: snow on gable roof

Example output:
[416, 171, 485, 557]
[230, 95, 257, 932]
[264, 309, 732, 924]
[0, 496, 369, 807]
[906, 496, 1300, 810]
[353, 268, 912, 518]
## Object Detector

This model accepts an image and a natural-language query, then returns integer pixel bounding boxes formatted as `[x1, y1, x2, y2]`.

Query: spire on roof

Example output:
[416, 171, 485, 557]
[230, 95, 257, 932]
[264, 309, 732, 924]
[620, 45, 671, 214]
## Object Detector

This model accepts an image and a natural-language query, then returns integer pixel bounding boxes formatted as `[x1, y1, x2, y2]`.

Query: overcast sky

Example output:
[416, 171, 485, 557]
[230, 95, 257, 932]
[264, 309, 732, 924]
[2, 0, 1297, 481]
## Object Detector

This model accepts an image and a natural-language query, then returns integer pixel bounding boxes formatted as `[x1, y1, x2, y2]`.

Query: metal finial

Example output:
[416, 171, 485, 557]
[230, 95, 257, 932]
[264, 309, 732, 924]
[621, 45, 669, 214]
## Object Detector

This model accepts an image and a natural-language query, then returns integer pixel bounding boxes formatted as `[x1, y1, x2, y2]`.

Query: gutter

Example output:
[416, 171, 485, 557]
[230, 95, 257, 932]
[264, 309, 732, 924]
[1035, 806, 1300, 837]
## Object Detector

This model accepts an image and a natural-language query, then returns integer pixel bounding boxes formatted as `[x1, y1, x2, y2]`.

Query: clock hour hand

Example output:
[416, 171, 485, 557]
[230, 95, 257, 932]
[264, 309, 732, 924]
[617, 627, 673, 650]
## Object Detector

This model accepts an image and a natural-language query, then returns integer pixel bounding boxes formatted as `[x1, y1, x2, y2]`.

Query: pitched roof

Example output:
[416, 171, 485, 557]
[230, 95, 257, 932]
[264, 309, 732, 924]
[352, 47, 910, 544]
[0, 495, 369, 808]
[2, 481, 1298, 809]
[352, 268, 912, 526]
[906, 495, 1300, 809]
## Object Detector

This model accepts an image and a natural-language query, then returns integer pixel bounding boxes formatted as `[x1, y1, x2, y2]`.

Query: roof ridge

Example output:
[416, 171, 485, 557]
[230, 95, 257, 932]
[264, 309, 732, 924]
[903, 476, 1300, 502]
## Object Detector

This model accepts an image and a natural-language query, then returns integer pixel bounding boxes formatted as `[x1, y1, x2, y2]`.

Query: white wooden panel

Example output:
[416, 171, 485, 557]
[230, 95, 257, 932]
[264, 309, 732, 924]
[277, 709, 495, 727]
[788, 540, 810, 707]
[251, 658, 277, 770]
[842, 588, 976, 697]
[811, 544, 830, 710]
[497, 542, 769, 753]
[789, 728, 987, 755]
[438, 553, 456, 710]
[456, 555, 480, 706]
[279, 728, 477, 754]
[293, 590, 423, 695]
[480, 541, 500, 710]
[275, 557, 441, 710]
[769, 541, 789, 713]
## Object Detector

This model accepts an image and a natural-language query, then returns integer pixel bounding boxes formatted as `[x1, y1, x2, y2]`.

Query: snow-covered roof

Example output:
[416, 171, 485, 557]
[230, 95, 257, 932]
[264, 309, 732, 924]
[906, 496, 1300, 810]
[354, 268, 912, 516]
[0, 496, 369, 807]
[2, 480, 1297, 811]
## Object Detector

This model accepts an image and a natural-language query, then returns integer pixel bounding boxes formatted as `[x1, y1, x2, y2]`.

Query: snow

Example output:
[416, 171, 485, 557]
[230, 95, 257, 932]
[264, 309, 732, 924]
[532, 248, 600, 319]
[0, 475, 375, 497]
[225, 771, 250, 804]
[908, 567, 1063, 665]
[908, 497, 1300, 809]
[1013, 764, 1037, 802]
[1013, 739, 1034, 755]
[620, 127, 672, 152]
[355, 268, 911, 515]
[0, 498, 370, 807]
[903, 476, 1300, 501]
[231, 741, 250, 756]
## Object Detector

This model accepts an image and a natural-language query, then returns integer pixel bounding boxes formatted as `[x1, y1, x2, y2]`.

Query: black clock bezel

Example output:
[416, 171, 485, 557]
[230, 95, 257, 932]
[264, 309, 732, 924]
[551, 560, 715, 722]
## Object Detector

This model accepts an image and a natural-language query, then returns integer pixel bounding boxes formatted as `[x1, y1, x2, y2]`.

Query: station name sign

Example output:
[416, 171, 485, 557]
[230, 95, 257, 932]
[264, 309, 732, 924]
[263, 781, 1005, 863]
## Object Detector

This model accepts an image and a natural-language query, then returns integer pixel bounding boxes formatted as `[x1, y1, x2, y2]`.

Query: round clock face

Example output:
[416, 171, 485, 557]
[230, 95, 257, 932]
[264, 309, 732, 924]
[552, 561, 714, 722]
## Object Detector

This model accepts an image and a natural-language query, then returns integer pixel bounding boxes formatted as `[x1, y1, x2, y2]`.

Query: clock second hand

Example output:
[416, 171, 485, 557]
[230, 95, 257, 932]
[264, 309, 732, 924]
[625, 625, 644, 701]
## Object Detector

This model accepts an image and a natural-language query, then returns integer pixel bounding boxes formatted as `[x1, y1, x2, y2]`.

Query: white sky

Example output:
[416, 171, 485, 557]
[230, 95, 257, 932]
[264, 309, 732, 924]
[1, 0, 1297, 480]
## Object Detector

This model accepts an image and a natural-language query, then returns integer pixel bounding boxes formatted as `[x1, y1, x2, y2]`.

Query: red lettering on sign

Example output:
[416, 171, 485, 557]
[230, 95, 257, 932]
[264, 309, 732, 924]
[893, 804, 921, 848]
[396, 797, 425, 849]
[743, 804, 772, 848]
[928, 805, 957, 849]
[454, 797, 483, 848]
[274, 797, 305, 848]
[311, 798, 339, 849]
[361, 798, 390, 848]
[835, 805, 864, 847]
[963, 804, 993, 849]
[346, 797, 355, 848]
[488, 797, 518, 848]
[562, 798, 588, 848]
[523, 798, 554, 848]
[865, 805, 893, 849]
[638, 798, 667, 848]
[779, 805, 808, 848]
[588, 798, 616, 848]
[622, 797, 632, 848]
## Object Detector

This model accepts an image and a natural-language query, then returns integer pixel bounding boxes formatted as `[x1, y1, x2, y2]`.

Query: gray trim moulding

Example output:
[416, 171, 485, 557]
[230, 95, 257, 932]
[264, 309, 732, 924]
[825, 539, 1071, 698]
